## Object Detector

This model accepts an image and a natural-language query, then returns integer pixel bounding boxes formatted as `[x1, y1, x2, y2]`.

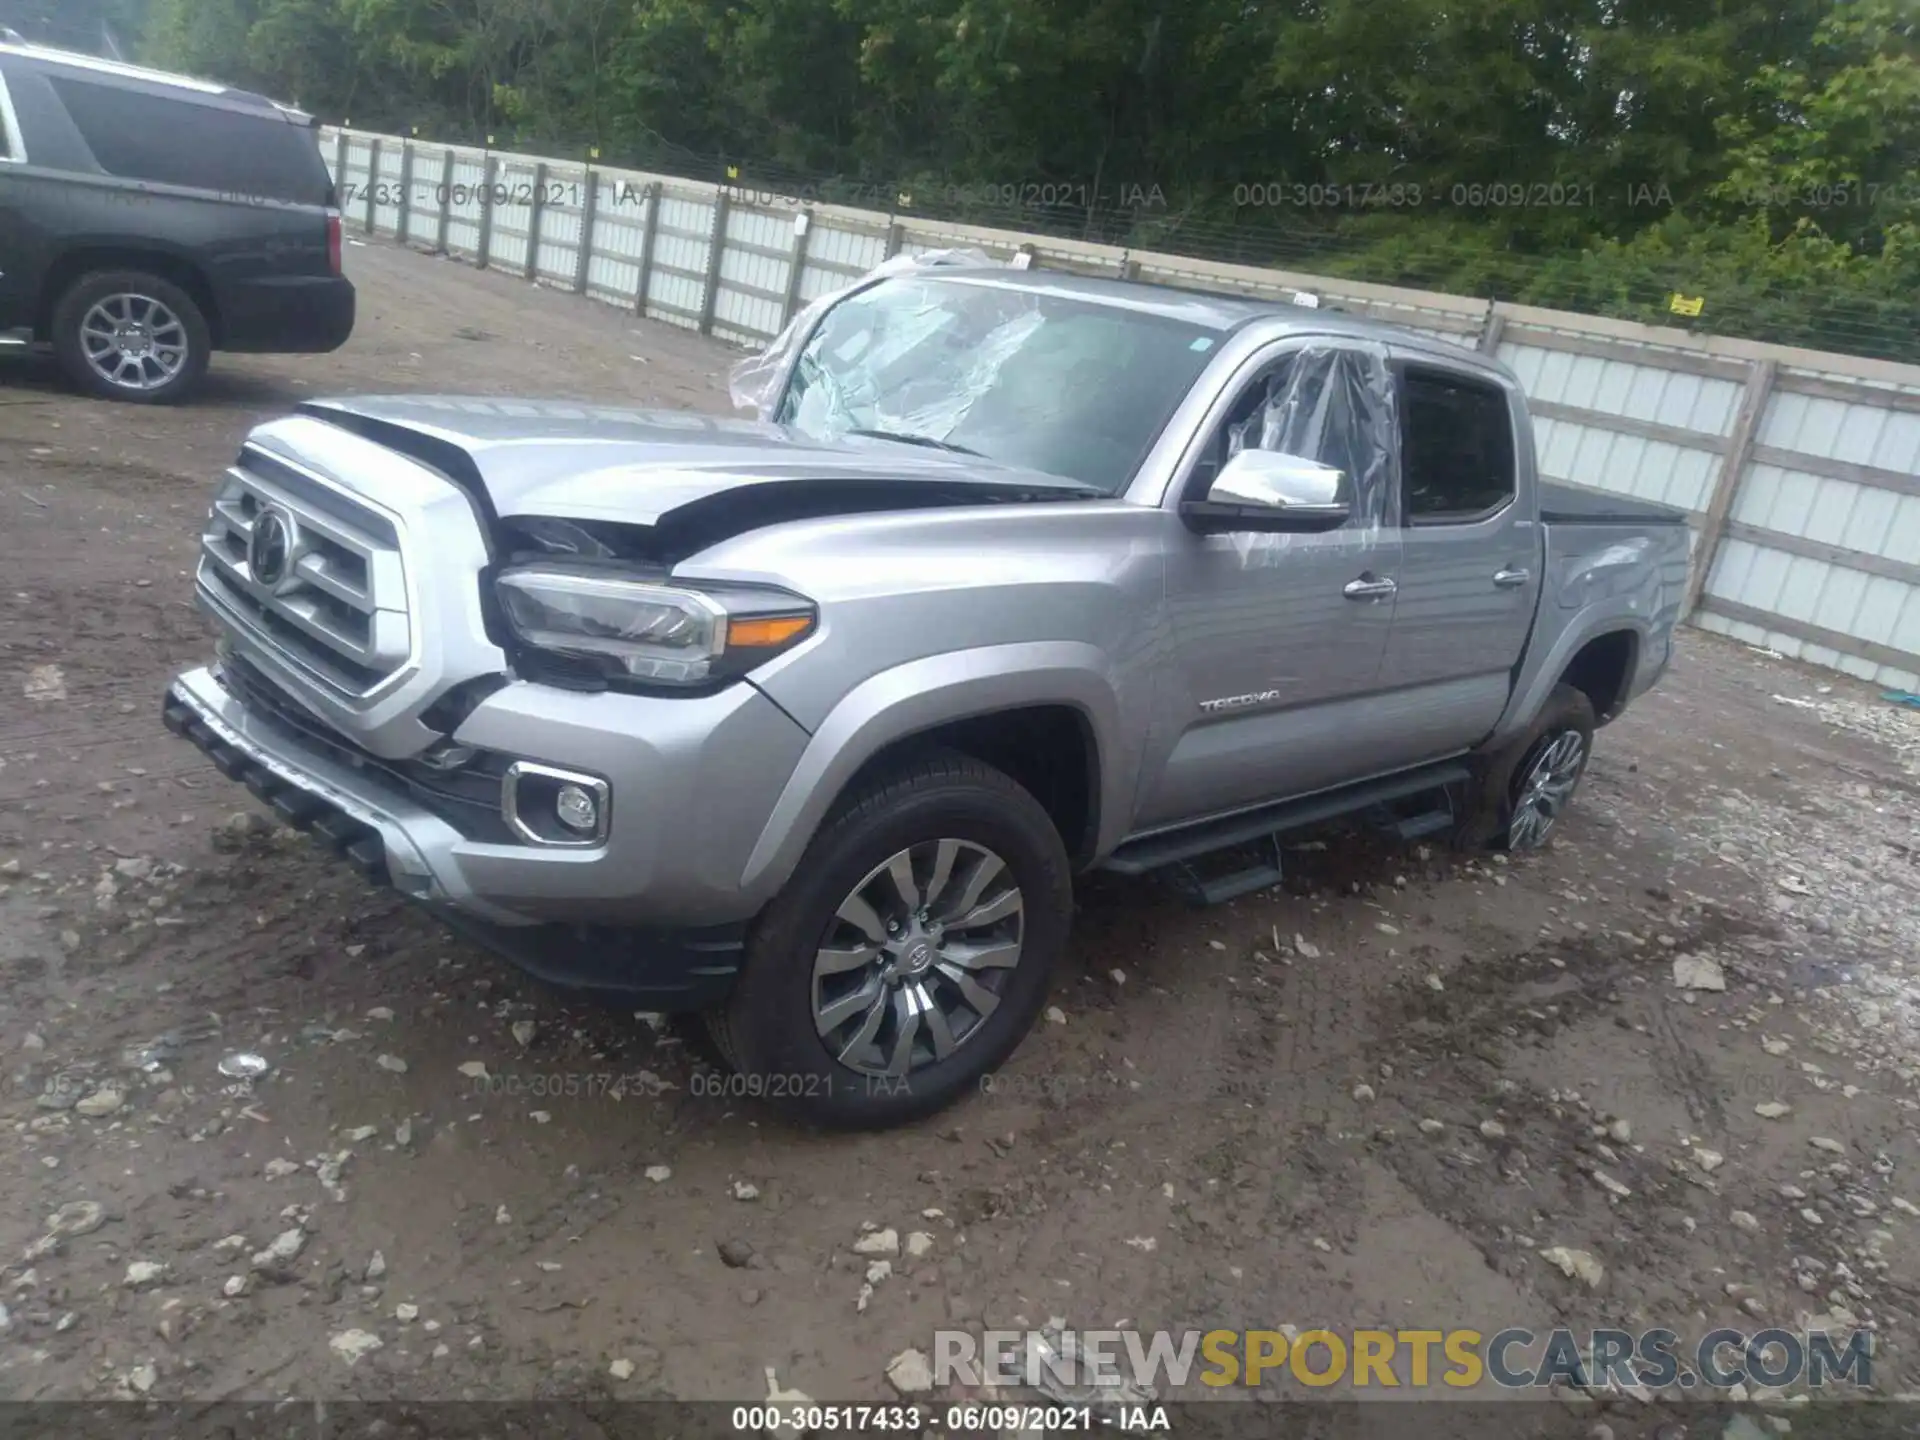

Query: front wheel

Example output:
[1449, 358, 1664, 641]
[706, 750, 1073, 1129]
[51, 271, 211, 404]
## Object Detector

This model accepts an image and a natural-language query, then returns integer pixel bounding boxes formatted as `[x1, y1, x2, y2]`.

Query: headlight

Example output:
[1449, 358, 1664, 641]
[495, 567, 816, 686]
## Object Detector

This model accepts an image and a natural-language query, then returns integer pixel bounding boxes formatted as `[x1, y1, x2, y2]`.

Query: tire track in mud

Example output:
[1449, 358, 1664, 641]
[1349, 906, 1779, 1298]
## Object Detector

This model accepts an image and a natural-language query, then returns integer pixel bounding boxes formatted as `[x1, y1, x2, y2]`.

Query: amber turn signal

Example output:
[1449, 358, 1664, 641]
[727, 614, 814, 649]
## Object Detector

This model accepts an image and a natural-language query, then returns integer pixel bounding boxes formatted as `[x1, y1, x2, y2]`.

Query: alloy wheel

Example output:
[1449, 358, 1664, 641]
[811, 838, 1025, 1078]
[1508, 728, 1587, 849]
[80, 293, 189, 393]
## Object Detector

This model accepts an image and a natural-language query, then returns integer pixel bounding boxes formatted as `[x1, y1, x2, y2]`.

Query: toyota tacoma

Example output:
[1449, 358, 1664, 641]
[162, 263, 1688, 1127]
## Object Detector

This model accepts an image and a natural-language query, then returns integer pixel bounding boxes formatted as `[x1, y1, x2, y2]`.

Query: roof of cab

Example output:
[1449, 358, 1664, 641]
[0, 37, 309, 122]
[879, 265, 1515, 381]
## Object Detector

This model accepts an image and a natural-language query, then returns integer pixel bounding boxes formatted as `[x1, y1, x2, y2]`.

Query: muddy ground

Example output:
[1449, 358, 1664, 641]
[1, 240, 1918, 1422]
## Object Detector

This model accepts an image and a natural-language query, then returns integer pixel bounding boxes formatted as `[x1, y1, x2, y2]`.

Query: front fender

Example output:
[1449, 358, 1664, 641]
[738, 642, 1128, 895]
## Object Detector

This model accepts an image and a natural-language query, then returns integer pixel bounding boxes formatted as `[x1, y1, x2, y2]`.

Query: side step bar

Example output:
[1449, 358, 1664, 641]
[0, 328, 34, 350]
[1100, 760, 1473, 878]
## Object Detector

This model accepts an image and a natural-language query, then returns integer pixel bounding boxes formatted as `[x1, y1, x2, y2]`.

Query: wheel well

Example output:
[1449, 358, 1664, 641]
[850, 707, 1100, 867]
[1558, 630, 1637, 722]
[34, 249, 223, 346]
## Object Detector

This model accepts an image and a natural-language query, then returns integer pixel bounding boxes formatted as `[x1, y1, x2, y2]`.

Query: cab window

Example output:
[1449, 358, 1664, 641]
[1398, 367, 1516, 523]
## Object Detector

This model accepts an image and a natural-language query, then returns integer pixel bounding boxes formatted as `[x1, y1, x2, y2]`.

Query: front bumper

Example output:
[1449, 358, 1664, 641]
[162, 666, 754, 1008]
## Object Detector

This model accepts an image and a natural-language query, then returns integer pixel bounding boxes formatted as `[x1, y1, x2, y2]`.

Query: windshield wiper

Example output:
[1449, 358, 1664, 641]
[845, 427, 985, 457]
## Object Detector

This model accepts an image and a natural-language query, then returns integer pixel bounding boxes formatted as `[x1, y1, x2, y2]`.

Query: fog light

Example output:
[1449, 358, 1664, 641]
[555, 783, 599, 834]
[501, 761, 610, 847]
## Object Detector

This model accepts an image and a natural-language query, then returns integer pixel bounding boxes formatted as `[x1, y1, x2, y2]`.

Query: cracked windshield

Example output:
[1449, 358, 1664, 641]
[0, 0, 1916, 1429]
[777, 277, 1217, 493]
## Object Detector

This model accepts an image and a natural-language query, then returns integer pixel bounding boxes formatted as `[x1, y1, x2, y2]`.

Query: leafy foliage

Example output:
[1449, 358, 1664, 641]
[2, 0, 152, 54]
[127, 0, 1920, 358]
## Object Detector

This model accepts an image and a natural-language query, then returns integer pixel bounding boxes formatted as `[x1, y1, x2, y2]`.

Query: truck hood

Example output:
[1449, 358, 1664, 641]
[294, 396, 1097, 534]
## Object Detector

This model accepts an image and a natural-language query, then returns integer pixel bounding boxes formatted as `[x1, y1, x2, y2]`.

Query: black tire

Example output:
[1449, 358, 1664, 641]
[1455, 683, 1597, 853]
[51, 271, 211, 405]
[666, 1010, 734, 1075]
[706, 749, 1073, 1130]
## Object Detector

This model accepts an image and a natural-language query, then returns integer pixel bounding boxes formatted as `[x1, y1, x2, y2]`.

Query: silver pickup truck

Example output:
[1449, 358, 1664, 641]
[162, 265, 1689, 1127]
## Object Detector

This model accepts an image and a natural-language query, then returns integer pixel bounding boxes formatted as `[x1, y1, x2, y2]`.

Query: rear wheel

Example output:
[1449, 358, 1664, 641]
[706, 750, 1072, 1129]
[1455, 683, 1596, 853]
[51, 271, 210, 404]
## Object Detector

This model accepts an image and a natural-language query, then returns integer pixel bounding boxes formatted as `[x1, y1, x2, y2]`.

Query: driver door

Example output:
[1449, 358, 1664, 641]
[1134, 343, 1403, 829]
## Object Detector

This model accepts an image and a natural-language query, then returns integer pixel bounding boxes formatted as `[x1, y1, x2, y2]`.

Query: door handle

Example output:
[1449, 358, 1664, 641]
[1493, 568, 1531, 588]
[1343, 575, 1398, 601]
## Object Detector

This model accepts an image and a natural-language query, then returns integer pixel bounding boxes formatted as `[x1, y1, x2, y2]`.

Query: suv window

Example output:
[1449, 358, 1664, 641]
[50, 76, 329, 205]
[1400, 367, 1516, 522]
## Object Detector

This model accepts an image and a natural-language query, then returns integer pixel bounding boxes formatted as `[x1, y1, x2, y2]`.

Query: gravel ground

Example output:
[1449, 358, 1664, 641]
[0, 239, 1917, 1418]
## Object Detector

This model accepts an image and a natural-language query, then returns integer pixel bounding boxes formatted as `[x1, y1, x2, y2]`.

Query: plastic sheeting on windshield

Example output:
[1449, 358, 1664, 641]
[727, 246, 1001, 418]
[783, 294, 1051, 447]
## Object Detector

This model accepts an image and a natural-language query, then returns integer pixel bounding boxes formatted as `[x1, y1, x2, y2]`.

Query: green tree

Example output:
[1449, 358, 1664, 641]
[1715, 0, 1920, 246]
[128, 0, 1920, 359]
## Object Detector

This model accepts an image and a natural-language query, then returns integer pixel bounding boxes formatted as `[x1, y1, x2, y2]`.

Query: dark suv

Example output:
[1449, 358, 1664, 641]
[0, 39, 352, 403]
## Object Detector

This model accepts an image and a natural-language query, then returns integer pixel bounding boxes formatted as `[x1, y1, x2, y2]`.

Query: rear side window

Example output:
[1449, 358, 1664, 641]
[1399, 368, 1516, 522]
[0, 72, 18, 159]
[50, 76, 329, 205]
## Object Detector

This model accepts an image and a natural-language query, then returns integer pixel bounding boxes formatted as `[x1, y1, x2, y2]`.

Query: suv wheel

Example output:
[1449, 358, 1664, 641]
[52, 271, 211, 404]
[1456, 683, 1596, 853]
[707, 750, 1073, 1129]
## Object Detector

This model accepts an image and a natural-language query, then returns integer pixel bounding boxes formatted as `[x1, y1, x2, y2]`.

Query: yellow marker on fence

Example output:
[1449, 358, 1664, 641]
[898, 191, 913, 208]
[590, 147, 600, 160]
[1669, 293, 1704, 317]
[726, 165, 739, 179]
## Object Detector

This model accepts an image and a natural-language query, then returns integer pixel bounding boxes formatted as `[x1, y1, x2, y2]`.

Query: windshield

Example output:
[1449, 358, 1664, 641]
[775, 275, 1221, 496]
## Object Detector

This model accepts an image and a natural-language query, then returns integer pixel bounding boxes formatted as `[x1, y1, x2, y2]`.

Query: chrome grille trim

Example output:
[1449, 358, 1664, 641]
[187, 412, 508, 763]
[197, 444, 412, 695]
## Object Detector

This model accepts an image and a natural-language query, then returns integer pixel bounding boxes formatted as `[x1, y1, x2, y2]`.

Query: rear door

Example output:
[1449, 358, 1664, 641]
[1377, 362, 1542, 758]
[0, 59, 31, 328]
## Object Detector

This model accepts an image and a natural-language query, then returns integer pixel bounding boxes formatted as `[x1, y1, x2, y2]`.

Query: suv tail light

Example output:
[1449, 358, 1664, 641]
[326, 211, 342, 275]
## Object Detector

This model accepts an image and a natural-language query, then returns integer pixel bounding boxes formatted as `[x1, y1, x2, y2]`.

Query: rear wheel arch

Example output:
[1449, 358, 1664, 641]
[1557, 628, 1639, 723]
[36, 246, 224, 346]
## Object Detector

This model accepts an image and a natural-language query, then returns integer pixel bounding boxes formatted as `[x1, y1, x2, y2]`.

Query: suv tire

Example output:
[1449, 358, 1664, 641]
[707, 750, 1073, 1129]
[52, 271, 211, 405]
[1455, 683, 1597, 853]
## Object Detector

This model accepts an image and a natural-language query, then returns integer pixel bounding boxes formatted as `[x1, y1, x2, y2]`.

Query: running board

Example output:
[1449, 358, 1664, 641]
[1389, 806, 1458, 841]
[1101, 761, 1472, 878]
[1169, 840, 1286, 909]
[0, 328, 33, 350]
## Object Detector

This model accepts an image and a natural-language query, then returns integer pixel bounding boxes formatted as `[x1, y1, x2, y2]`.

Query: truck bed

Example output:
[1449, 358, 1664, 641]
[1540, 481, 1690, 527]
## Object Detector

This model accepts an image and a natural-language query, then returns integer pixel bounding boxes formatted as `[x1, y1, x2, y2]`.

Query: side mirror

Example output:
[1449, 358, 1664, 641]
[1180, 449, 1353, 535]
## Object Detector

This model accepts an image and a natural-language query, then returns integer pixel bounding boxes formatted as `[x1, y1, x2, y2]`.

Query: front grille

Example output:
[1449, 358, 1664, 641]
[197, 445, 411, 696]
[218, 656, 515, 844]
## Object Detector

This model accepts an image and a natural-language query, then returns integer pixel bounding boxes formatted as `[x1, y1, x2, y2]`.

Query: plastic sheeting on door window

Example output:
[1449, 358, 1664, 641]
[727, 247, 1001, 418]
[1216, 343, 1398, 567]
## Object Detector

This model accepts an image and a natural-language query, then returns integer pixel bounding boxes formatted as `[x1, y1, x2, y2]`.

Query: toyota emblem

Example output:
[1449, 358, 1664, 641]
[249, 507, 298, 588]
